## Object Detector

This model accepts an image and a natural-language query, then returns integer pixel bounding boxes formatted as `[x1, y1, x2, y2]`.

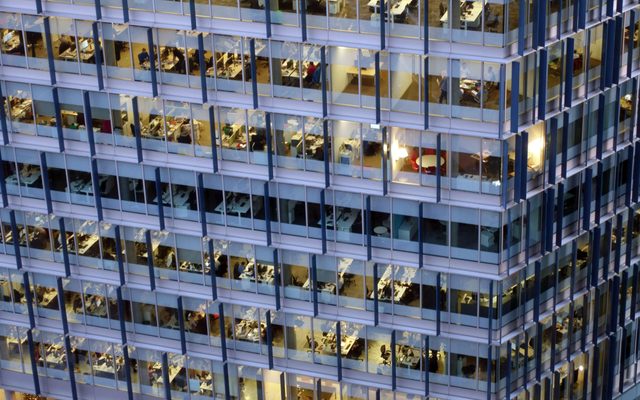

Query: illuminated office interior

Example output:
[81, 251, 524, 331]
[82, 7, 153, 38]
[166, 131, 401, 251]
[0, 0, 638, 400]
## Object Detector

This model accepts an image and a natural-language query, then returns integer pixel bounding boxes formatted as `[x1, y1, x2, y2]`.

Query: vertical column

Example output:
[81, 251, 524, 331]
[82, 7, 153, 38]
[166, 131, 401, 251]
[146, 28, 158, 97]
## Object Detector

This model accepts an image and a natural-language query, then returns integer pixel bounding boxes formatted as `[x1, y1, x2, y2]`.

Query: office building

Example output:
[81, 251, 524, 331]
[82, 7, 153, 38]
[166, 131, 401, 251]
[0, 0, 637, 399]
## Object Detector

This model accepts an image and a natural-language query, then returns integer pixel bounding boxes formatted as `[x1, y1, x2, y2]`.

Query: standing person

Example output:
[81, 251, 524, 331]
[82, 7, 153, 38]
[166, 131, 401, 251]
[437, 70, 448, 104]
[114, 40, 123, 63]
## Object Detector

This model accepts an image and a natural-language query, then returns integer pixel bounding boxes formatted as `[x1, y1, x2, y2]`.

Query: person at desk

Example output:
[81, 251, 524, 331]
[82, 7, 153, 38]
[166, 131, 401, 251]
[174, 48, 186, 74]
[235, 261, 246, 278]
[58, 35, 74, 56]
[161, 46, 171, 60]
[177, 125, 192, 144]
[25, 30, 42, 57]
[189, 49, 200, 73]
[29, 226, 48, 249]
[159, 308, 178, 328]
[305, 62, 317, 84]
[137, 48, 150, 67]
[114, 40, 123, 63]
[311, 64, 323, 85]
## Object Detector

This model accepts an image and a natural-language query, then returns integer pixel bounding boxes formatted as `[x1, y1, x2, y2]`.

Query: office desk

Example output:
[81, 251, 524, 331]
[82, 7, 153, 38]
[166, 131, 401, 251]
[335, 208, 359, 232]
[416, 155, 445, 169]
[166, 118, 198, 141]
[158, 47, 184, 72]
[182, 252, 221, 275]
[10, 99, 32, 120]
[397, 346, 420, 368]
[40, 289, 58, 308]
[165, 118, 186, 141]
[292, 133, 324, 158]
[371, 265, 415, 302]
[320, 208, 359, 232]
[6, 336, 27, 354]
[221, 124, 245, 149]
[154, 188, 194, 209]
[281, 66, 301, 86]
[85, 295, 107, 317]
[161, 55, 177, 72]
[3, 227, 29, 245]
[76, 234, 100, 255]
[6, 169, 41, 186]
[59, 40, 95, 62]
[185, 311, 206, 331]
[155, 363, 183, 384]
[216, 59, 245, 80]
[367, 0, 413, 21]
[302, 275, 344, 294]
[280, 59, 310, 86]
[549, 51, 583, 75]
[141, 116, 164, 139]
[459, 78, 481, 102]
[2, 31, 21, 53]
[390, 0, 414, 19]
[199, 379, 213, 394]
[215, 194, 253, 216]
[234, 319, 266, 342]
[305, 135, 325, 157]
[346, 66, 375, 86]
[179, 261, 204, 274]
[239, 263, 275, 284]
[69, 178, 92, 196]
[43, 344, 66, 369]
[140, 60, 155, 70]
[236, 259, 255, 277]
[93, 357, 123, 377]
[440, 0, 483, 28]
[69, 175, 109, 196]
[318, 324, 358, 356]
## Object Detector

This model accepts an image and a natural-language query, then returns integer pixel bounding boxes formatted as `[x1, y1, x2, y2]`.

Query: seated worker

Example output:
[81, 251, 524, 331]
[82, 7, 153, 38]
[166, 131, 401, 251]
[137, 48, 150, 66]
[58, 35, 74, 56]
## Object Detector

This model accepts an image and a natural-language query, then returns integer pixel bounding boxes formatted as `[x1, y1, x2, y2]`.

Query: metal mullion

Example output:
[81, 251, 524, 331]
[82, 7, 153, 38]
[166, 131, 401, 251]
[27, 329, 41, 394]
[300, 0, 308, 41]
[92, 22, 104, 90]
[198, 33, 207, 103]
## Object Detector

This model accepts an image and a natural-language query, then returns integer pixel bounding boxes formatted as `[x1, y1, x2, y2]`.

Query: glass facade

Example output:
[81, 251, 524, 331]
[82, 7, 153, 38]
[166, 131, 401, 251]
[0, 0, 637, 399]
